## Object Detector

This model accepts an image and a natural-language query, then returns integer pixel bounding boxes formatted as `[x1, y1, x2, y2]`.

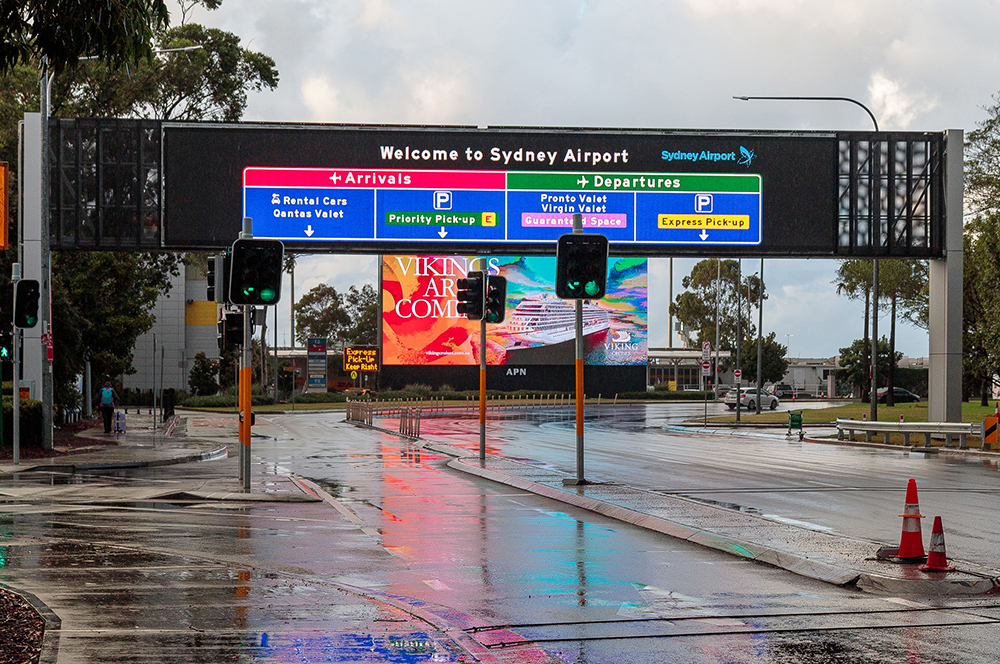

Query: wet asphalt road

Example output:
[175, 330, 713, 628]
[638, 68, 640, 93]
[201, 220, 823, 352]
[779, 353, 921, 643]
[0, 404, 999, 662]
[416, 402, 1000, 568]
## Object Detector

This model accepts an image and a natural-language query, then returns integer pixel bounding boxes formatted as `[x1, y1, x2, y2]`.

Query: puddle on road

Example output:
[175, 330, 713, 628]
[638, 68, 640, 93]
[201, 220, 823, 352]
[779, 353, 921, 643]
[677, 495, 763, 516]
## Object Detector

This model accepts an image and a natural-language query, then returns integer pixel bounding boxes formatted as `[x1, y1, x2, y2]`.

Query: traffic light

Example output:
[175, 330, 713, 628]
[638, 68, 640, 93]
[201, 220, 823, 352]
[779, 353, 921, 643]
[217, 251, 231, 304]
[206, 256, 216, 302]
[218, 311, 244, 353]
[228, 238, 284, 306]
[0, 329, 11, 359]
[484, 275, 507, 324]
[555, 233, 609, 300]
[225, 312, 244, 351]
[456, 270, 484, 321]
[14, 279, 40, 328]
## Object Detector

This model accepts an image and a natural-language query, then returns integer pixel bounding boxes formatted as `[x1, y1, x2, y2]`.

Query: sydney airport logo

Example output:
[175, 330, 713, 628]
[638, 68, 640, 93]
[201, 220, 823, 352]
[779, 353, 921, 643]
[661, 146, 756, 168]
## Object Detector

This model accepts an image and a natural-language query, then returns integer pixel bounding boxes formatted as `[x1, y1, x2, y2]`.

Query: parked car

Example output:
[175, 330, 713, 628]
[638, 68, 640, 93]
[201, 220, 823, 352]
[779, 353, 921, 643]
[725, 388, 779, 410]
[770, 383, 794, 398]
[876, 387, 921, 403]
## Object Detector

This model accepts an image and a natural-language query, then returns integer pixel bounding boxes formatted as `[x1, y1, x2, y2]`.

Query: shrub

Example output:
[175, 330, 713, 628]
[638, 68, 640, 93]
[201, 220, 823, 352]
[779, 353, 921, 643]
[288, 392, 347, 404]
[1, 397, 44, 450]
[401, 383, 434, 398]
[189, 352, 220, 396]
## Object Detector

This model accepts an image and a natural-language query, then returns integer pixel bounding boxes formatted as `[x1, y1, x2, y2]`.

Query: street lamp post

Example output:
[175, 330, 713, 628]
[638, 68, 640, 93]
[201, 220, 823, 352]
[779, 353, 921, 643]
[734, 95, 880, 421]
[756, 257, 764, 415]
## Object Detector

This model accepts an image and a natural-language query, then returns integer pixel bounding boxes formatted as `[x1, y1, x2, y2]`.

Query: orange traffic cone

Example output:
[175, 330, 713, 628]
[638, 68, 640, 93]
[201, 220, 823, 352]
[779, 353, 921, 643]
[897, 478, 926, 560]
[919, 516, 955, 572]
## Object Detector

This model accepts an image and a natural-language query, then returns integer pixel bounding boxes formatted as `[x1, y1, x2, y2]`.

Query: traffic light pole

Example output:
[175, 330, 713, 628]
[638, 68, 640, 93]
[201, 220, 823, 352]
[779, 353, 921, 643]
[240, 305, 252, 490]
[239, 217, 253, 492]
[479, 317, 486, 462]
[566, 213, 588, 486]
[10, 263, 19, 466]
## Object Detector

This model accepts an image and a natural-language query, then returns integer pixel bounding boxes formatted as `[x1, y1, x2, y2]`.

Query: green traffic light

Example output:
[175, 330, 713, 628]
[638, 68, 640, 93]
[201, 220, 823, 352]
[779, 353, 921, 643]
[26, 315, 37, 326]
[584, 281, 600, 297]
[260, 288, 277, 303]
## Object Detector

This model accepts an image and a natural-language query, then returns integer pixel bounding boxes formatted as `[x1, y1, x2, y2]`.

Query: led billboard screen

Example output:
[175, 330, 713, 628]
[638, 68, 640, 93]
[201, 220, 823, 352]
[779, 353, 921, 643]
[162, 124, 844, 256]
[382, 255, 647, 366]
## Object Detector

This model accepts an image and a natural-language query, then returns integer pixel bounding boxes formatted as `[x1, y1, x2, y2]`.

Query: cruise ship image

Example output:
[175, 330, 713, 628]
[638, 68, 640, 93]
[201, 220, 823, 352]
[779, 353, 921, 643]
[493, 297, 611, 364]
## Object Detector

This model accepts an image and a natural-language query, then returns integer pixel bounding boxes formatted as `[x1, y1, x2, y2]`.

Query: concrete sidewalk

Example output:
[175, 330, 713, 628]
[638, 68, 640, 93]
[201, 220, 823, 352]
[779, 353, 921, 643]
[0, 410, 228, 475]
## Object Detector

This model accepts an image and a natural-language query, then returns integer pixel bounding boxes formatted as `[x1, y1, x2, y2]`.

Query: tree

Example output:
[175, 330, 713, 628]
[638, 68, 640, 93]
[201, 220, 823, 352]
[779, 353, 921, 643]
[218, 347, 238, 390]
[188, 352, 219, 396]
[837, 337, 900, 398]
[963, 213, 1000, 405]
[833, 259, 927, 404]
[963, 95, 1000, 405]
[0, 0, 277, 408]
[966, 94, 1000, 216]
[344, 284, 379, 345]
[51, 22, 278, 121]
[0, 0, 169, 74]
[876, 260, 928, 405]
[833, 260, 874, 401]
[739, 332, 789, 385]
[295, 284, 351, 346]
[670, 258, 764, 354]
[50, 252, 180, 406]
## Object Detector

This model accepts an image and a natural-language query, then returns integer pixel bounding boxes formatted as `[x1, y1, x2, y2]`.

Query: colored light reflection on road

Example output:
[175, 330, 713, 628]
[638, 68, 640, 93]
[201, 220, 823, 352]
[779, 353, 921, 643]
[252, 631, 459, 663]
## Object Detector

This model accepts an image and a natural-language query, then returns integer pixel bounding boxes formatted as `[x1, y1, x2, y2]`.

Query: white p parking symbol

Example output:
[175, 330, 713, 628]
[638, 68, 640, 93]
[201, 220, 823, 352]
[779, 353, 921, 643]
[695, 193, 713, 213]
[433, 190, 453, 210]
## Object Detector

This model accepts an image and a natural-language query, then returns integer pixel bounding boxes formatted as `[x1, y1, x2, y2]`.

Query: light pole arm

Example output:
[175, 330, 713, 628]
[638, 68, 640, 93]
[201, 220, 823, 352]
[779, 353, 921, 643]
[733, 96, 879, 132]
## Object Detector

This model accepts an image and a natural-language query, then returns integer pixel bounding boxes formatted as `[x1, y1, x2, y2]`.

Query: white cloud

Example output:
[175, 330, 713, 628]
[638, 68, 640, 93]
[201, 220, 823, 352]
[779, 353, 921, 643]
[868, 72, 937, 129]
[300, 74, 342, 121]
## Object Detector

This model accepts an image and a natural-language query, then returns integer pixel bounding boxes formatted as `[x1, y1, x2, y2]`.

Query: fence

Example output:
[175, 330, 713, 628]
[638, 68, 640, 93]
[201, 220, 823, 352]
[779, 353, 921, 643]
[345, 393, 623, 439]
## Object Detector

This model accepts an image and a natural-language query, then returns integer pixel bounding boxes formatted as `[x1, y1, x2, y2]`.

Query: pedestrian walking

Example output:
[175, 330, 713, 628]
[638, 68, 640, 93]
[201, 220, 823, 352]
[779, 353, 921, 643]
[95, 381, 118, 434]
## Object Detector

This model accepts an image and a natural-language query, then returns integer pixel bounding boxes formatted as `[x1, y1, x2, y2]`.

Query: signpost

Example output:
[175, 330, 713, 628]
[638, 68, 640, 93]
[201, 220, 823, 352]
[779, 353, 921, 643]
[344, 346, 379, 389]
[734, 368, 743, 423]
[702, 358, 712, 425]
[307, 338, 328, 392]
[701, 341, 711, 391]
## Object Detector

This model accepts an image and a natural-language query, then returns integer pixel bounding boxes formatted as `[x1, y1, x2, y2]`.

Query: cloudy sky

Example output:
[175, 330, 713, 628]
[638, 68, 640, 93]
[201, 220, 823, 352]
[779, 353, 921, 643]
[186, 0, 1000, 358]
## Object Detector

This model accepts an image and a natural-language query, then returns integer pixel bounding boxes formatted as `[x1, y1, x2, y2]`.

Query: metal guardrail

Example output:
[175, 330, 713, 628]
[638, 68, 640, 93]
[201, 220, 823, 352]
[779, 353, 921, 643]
[836, 418, 983, 449]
